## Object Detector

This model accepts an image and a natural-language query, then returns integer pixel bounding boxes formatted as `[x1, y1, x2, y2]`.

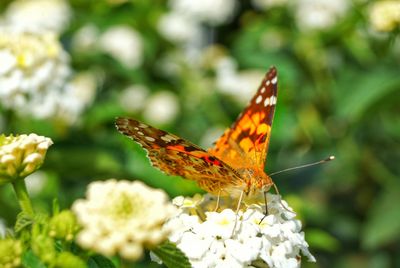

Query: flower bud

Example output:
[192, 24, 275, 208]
[49, 210, 79, 241]
[0, 134, 52, 185]
[0, 238, 23, 268]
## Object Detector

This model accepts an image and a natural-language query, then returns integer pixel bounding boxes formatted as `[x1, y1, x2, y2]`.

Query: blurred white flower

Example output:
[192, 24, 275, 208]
[170, 0, 237, 26]
[158, 12, 203, 44]
[71, 24, 100, 52]
[0, 219, 6, 238]
[0, 134, 53, 184]
[72, 179, 177, 261]
[57, 71, 98, 123]
[143, 91, 179, 125]
[369, 1, 400, 32]
[252, 0, 288, 10]
[4, 0, 72, 33]
[0, 29, 93, 125]
[199, 126, 225, 148]
[215, 56, 265, 105]
[119, 84, 149, 113]
[99, 25, 144, 69]
[155, 193, 315, 268]
[25, 170, 48, 196]
[294, 0, 348, 31]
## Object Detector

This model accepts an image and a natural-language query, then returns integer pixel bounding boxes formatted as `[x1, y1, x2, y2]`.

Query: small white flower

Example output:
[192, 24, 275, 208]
[99, 25, 144, 69]
[25, 171, 48, 196]
[143, 91, 179, 125]
[294, 0, 348, 31]
[170, 0, 237, 26]
[369, 1, 400, 32]
[153, 193, 315, 267]
[199, 127, 226, 148]
[71, 24, 100, 52]
[119, 84, 149, 113]
[4, 0, 72, 33]
[0, 134, 53, 184]
[72, 179, 177, 261]
[215, 56, 265, 105]
[158, 12, 203, 44]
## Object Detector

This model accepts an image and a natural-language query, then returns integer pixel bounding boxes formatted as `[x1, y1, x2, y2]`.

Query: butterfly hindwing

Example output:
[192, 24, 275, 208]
[116, 117, 244, 194]
[209, 66, 278, 170]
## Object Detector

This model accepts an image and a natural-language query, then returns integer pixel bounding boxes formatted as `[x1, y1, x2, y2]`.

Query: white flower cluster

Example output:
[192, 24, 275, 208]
[0, 29, 96, 124]
[369, 1, 400, 32]
[294, 0, 348, 31]
[99, 25, 144, 69]
[72, 179, 177, 261]
[72, 24, 144, 69]
[170, 0, 237, 26]
[0, 134, 53, 184]
[118, 85, 179, 124]
[154, 193, 315, 268]
[158, 0, 237, 45]
[215, 56, 265, 105]
[3, 0, 72, 34]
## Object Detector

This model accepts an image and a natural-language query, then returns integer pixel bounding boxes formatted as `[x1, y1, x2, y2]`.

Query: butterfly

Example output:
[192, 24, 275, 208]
[116, 66, 278, 198]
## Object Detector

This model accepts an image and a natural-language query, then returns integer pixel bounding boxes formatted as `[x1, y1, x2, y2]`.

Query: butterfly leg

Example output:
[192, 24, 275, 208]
[272, 183, 295, 214]
[231, 190, 244, 237]
[214, 186, 221, 212]
[259, 190, 269, 224]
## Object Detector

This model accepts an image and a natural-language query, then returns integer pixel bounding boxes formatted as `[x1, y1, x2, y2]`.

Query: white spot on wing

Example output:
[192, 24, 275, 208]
[264, 97, 270, 107]
[161, 134, 176, 142]
[255, 95, 263, 104]
[137, 131, 144, 136]
[134, 127, 139, 130]
[145, 136, 155, 142]
[271, 96, 277, 105]
[271, 76, 277, 84]
[139, 123, 148, 128]
[260, 87, 265, 94]
[266, 80, 270, 86]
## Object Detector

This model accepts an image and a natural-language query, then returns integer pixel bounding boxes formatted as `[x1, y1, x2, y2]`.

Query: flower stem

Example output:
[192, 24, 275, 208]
[12, 179, 34, 216]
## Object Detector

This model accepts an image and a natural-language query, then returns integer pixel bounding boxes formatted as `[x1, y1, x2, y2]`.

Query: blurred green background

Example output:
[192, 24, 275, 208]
[0, 0, 399, 267]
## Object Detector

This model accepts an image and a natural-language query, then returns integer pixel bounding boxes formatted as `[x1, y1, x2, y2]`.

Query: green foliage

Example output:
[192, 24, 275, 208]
[152, 241, 191, 268]
[88, 255, 116, 268]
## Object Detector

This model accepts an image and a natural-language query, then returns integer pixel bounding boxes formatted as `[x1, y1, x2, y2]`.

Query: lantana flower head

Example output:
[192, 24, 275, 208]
[154, 193, 315, 268]
[0, 134, 53, 185]
[0, 28, 96, 125]
[72, 179, 177, 261]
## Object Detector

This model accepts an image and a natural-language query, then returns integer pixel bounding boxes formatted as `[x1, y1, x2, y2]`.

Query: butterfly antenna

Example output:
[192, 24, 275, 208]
[269, 156, 335, 177]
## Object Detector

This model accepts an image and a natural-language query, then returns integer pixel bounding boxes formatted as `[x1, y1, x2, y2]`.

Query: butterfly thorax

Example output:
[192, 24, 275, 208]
[233, 167, 273, 196]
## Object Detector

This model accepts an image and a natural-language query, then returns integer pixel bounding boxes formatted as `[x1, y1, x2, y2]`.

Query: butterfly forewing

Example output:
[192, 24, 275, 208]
[208, 66, 278, 170]
[115, 117, 245, 195]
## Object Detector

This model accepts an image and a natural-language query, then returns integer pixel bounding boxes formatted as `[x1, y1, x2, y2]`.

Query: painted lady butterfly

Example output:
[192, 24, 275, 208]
[116, 66, 278, 198]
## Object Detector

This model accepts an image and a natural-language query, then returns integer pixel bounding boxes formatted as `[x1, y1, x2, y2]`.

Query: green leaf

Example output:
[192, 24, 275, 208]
[337, 68, 400, 122]
[22, 250, 46, 268]
[88, 255, 116, 268]
[52, 198, 60, 215]
[152, 240, 191, 268]
[362, 182, 400, 249]
[306, 228, 340, 253]
[15, 212, 33, 233]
